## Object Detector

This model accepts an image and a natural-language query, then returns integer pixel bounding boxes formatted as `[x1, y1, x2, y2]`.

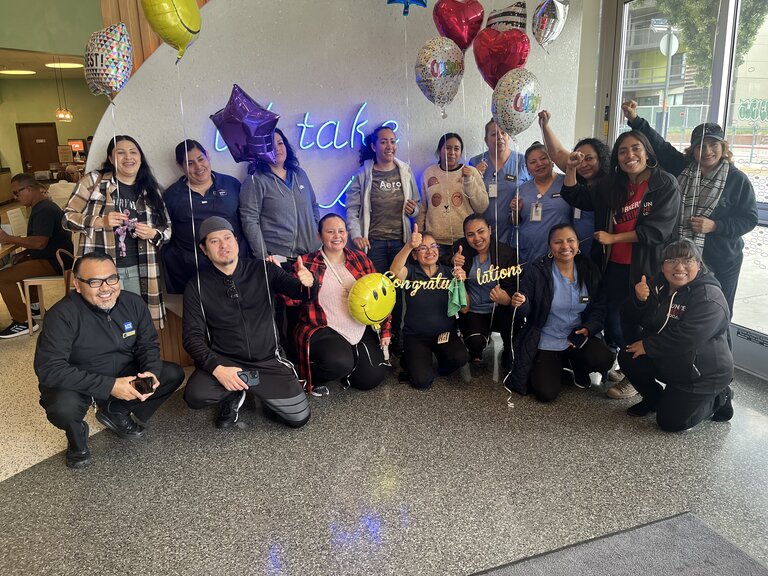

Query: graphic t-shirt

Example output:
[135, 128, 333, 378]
[368, 167, 404, 240]
[610, 180, 648, 265]
[113, 183, 144, 267]
[403, 262, 456, 337]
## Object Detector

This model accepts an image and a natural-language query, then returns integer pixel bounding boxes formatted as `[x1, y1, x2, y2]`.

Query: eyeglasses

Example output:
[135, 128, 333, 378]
[415, 243, 439, 253]
[224, 276, 239, 299]
[76, 274, 121, 288]
[663, 258, 698, 267]
[11, 185, 30, 197]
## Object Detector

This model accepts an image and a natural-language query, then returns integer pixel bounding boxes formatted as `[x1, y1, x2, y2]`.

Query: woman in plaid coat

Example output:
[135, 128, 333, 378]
[63, 135, 171, 327]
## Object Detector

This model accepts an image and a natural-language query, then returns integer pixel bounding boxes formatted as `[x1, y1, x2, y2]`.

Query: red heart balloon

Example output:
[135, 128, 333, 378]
[433, 0, 485, 52]
[473, 27, 531, 88]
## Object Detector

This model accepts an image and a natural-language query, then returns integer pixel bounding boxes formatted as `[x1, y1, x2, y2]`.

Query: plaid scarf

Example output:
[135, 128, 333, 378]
[677, 160, 729, 247]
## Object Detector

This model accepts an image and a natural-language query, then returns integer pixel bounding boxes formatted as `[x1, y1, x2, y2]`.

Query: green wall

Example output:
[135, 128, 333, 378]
[0, 79, 109, 173]
[0, 0, 102, 55]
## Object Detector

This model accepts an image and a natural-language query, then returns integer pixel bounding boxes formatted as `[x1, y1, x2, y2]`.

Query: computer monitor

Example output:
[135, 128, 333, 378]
[68, 139, 85, 152]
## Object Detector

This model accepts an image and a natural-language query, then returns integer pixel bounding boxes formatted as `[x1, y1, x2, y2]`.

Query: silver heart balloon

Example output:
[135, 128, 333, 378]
[533, 0, 569, 49]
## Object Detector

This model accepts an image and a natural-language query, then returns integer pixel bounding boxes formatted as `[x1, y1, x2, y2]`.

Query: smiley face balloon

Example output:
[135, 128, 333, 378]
[348, 273, 396, 330]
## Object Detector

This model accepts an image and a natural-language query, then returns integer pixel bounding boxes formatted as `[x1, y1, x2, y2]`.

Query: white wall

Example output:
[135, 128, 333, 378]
[89, 0, 583, 213]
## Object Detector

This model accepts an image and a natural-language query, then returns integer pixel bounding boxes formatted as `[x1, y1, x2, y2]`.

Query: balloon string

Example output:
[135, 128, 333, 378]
[403, 14, 412, 168]
[110, 104, 120, 214]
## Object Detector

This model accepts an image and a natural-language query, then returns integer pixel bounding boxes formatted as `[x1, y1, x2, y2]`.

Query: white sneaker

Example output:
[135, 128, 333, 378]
[607, 377, 638, 399]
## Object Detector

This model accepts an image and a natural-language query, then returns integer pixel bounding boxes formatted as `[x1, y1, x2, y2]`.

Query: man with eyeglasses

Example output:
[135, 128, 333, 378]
[0, 173, 73, 338]
[182, 216, 316, 429]
[34, 252, 184, 468]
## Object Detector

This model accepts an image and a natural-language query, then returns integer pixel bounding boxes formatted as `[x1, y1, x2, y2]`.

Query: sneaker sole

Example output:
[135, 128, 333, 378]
[95, 411, 145, 439]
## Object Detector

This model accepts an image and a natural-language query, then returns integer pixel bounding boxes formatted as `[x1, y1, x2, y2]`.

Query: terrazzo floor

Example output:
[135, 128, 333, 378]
[1, 321, 767, 575]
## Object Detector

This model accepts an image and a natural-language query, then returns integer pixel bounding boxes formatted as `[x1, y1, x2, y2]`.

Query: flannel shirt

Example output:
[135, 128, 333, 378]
[291, 247, 391, 392]
[62, 171, 171, 327]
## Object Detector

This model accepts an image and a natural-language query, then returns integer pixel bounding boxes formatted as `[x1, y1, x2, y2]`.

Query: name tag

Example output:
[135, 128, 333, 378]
[579, 296, 590, 304]
[488, 182, 498, 198]
[505, 174, 516, 181]
[552, 193, 562, 198]
[531, 203, 543, 222]
[123, 330, 136, 338]
[437, 332, 450, 344]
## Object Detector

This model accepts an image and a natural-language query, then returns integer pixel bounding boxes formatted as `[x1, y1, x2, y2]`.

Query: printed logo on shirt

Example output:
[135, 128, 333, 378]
[668, 303, 687, 320]
[379, 180, 403, 191]
[614, 199, 641, 226]
[642, 200, 653, 216]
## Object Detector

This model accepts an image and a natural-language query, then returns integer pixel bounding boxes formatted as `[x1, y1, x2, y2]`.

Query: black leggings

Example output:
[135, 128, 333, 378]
[402, 332, 468, 389]
[309, 327, 386, 390]
[459, 307, 513, 361]
[528, 338, 615, 403]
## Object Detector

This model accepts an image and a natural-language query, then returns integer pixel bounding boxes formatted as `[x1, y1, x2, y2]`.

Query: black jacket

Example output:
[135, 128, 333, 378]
[621, 270, 732, 394]
[34, 291, 161, 399]
[183, 258, 317, 373]
[504, 255, 607, 395]
[561, 168, 681, 284]
[628, 115, 758, 272]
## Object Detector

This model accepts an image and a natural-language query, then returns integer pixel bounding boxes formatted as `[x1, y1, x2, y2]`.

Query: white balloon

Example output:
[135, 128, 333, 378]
[415, 36, 465, 117]
[492, 68, 542, 137]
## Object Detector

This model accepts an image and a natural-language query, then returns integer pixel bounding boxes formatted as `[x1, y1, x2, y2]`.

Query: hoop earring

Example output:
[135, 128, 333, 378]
[576, 249, 581, 255]
[547, 251, 553, 259]
[647, 156, 658, 168]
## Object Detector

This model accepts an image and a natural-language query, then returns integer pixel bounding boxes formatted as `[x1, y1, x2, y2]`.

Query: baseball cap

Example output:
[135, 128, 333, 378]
[691, 123, 725, 145]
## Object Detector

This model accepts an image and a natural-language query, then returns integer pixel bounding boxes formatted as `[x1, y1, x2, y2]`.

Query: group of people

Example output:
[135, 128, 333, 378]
[0, 103, 756, 469]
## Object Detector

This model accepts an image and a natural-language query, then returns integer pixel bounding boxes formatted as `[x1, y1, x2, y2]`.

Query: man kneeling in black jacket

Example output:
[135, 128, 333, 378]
[182, 217, 317, 429]
[35, 252, 185, 469]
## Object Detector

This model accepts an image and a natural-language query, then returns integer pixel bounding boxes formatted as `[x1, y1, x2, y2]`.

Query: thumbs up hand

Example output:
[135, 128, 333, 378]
[635, 274, 650, 302]
[453, 244, 465, 268]
[409, 223, 422, 250]
[296, 257, 314, 287]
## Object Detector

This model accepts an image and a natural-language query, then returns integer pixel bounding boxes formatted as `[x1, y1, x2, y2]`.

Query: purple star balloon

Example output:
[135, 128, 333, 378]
[388, 0, 428, 16]
[210, 84, 280, 164]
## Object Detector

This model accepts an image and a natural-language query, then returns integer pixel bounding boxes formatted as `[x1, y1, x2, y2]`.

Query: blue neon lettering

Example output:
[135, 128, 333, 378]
[297, 112, 316, 150]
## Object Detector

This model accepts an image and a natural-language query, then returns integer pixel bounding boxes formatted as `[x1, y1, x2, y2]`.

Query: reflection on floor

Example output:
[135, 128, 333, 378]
[1, 328, 766, 575]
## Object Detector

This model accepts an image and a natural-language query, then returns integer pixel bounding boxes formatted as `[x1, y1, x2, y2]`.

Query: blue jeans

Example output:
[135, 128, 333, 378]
[118, 265, 142, 297]
[367, 238, 404, 342]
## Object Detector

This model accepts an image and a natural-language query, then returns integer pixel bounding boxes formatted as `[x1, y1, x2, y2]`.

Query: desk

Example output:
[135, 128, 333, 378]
[0, 244, 14, 259]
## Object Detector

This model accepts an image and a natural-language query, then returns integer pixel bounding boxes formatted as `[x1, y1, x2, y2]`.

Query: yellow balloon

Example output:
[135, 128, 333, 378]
[348, 273, 396, 330]
[141, 0, 201, 60]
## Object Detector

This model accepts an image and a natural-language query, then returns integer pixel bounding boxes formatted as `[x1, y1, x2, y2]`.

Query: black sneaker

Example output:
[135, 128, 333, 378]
[627, 398, 657, 417]
[65, 421, 91, 469]
[96, 406, 146, 439]
[30, 303, 43, 320]
[216, 390, 246, 428]
[573, 372, 592, 390]
[0, 320, 38, 339]
[712, 386, 734, 422]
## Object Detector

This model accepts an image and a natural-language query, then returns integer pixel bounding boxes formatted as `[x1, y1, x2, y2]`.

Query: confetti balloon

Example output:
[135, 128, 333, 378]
[486, 2, 527, 31]
[533, 0, 569, 49]
[473, 27, 530, 89]
[433, 0, 485, 51]
[210, 84, 280, 164]
[388, 0, 428, 16]
[492, 68, 542, 137]
[84, 23, 133, 99]
[415, 37, 465, 118]
[348, 273, 396, 331]
[141, 0, 201, 60]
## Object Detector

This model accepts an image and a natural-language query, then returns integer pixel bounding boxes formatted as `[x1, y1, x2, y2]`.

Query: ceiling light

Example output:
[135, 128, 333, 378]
[45, 62, 84, 69]
[0, 70, 36, 75]
[55, 108, 74, 122]
[52, 56, 74, 123]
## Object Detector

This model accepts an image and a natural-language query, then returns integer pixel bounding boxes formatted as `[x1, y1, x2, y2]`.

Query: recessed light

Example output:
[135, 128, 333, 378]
[0, 70, 36, 75]
[45, 62, 84, 69]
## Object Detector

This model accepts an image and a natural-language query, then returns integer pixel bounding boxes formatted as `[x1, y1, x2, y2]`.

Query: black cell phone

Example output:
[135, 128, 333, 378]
[237, 370, 260, 387]
[567, 329, 588, 349]
[130, 376, 155, 394]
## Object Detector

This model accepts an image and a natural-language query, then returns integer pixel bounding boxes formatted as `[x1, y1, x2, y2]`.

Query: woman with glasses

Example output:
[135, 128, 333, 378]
[389, 225, 468, 389]
[505, 224, 614, 402]
[622, 100, 757, 317]
[618, 239, 733, 431]
[292, 214, 390, 397]
[560, 132, 680, 400]
[63, 135, 170, 327]
[453, 213, 519, 367]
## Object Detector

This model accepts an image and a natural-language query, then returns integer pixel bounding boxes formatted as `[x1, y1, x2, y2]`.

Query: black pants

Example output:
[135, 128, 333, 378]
[402, 331, 468, 389]
[710, 252, 742, 318]
[39, 361, 184, 437]
[603, 261, 645, 349]
[529, 338, 615, 403]
[618, 351, 729, 432]
[309, 327, 386, 390]
[184, 355, 310, 427]
[459, 307, 513, 362]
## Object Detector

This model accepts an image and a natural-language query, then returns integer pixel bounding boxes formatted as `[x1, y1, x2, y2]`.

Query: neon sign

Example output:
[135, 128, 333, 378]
[214, 103, 401, 209]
